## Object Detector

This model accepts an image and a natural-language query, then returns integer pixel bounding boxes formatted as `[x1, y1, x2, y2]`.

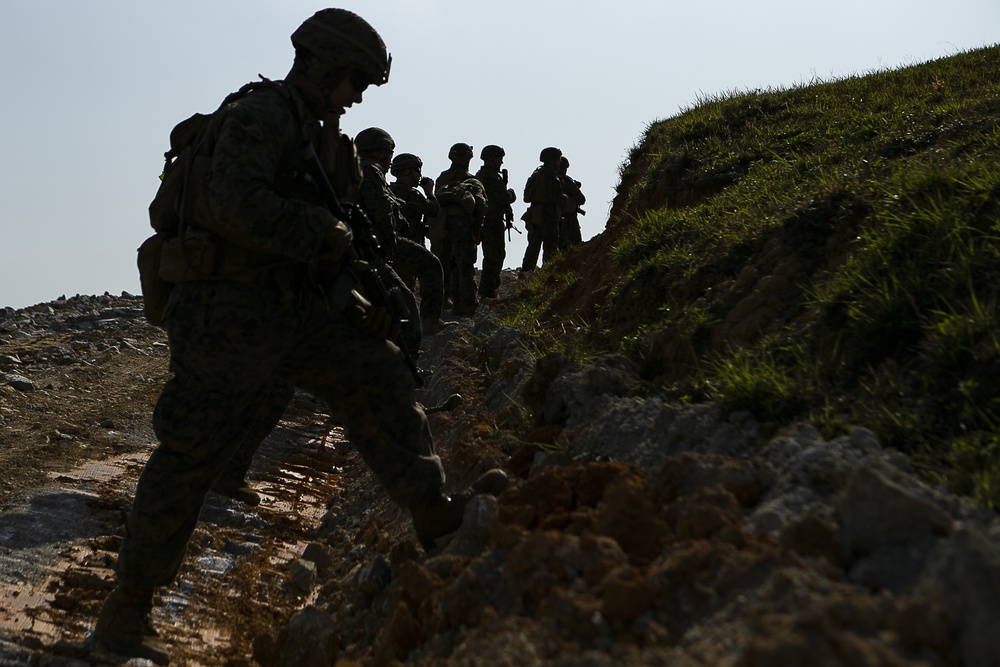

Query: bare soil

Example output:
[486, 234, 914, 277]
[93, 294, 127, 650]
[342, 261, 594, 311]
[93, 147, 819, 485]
[0, 281, 990, 667]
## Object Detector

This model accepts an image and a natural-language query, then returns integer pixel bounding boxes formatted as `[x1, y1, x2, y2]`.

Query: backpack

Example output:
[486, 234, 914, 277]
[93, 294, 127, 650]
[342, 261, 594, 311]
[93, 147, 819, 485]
[523, 169, 540, 204]
[138, 79, 293, 327]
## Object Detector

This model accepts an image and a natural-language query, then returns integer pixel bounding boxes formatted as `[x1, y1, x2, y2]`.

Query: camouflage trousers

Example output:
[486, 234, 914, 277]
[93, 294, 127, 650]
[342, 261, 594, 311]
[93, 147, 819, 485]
[520, 205, 560, 270]
[560, 212, 582, 249]
[445, 214, 479, 312]
[479, 216, 506, 298]
[391, 238, 445, 321]
[430, 236, 454, 304]
[214, 380, 294, 489]
[116, 280, 444, 590]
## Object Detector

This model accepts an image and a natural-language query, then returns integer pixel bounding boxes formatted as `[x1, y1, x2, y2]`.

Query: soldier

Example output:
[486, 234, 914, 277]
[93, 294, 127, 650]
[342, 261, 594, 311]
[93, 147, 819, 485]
[93, 10, 505, 664]
[356, 131, 451, 335]
[389, 152, 438, 246]
[352, 126, 422, 354]
[520, 146, 567, 272]
[558, 155, 586, 249]
[475, 145, 516, 299]
[435, 143, 487, 316]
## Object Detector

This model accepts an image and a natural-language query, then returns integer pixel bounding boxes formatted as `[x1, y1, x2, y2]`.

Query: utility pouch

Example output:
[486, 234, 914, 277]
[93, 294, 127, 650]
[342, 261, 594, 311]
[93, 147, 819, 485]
[158, 229, 219, 283]
[136, 234, 173, 328]
[427, 208, 448, 243]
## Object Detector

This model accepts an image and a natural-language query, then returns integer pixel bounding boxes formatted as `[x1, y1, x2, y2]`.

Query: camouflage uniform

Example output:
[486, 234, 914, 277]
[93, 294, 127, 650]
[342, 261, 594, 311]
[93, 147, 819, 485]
[386, 171, 448, 323]
[389, 180, 439, 246]
[115, 82, 445, 592]
[559, 172, 586, 249]
[435, 166, 487, 315]
[520, 162, 565, 270]
[355, 158, 422, 355]
[475, 164, 515, 298]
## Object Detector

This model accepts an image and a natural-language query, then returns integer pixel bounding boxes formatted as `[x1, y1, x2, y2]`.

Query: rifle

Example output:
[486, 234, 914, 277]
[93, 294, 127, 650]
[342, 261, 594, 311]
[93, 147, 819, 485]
[501, 168, 521, 242]
[301, 143, 423, 387]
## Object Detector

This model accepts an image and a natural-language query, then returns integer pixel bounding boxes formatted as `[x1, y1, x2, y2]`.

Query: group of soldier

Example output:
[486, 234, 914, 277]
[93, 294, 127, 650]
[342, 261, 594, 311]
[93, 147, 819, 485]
[91, 8, 583, 664]
[350, 130, 587, 340]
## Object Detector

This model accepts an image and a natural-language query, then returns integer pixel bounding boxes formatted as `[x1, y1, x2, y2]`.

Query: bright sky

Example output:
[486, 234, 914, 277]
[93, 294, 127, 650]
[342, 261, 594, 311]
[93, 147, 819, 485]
[1, 1, 996, 310]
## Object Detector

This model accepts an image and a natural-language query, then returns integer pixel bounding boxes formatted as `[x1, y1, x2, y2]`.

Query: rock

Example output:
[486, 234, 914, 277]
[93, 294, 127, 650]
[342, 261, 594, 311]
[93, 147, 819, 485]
[836, 466, 953, 557]
[301, 542, 333, 573]
[916, 524, 1000, 667]
[4, 374, 34, 391]
[847, 537, 938, 592]
[358, 555, 391, 595]
[288, 558, 318, 594]
[270, 606, 337, 667]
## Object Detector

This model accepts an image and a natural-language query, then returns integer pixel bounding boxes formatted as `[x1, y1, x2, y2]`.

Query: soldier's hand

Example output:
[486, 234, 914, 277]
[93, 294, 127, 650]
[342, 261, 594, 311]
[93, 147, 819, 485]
[420, 177, 434, 194]
[356, 303, 398, 339]
[348, 289, 399, 339]
[320, 219, 353, 260]
[506, 187, 516, 203]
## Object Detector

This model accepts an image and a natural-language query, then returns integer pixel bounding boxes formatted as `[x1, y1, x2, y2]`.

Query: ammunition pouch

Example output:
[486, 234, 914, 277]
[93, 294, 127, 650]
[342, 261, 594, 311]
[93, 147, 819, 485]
[158, 229, 219, 283]
[427, 208, 448, 243]
[137, 234, 173, 328]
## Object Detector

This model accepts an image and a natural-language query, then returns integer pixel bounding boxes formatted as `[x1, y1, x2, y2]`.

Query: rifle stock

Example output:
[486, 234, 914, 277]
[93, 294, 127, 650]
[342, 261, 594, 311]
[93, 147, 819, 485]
[302, 144, 423, 386]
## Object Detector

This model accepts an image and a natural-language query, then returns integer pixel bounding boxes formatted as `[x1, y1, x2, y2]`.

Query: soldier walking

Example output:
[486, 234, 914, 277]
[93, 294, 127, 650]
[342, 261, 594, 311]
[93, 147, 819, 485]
[93, 10, 505, 664]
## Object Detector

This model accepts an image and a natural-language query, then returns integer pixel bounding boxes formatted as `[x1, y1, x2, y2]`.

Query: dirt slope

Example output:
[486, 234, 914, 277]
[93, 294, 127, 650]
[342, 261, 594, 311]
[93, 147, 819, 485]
[3, 288, 1000, 667]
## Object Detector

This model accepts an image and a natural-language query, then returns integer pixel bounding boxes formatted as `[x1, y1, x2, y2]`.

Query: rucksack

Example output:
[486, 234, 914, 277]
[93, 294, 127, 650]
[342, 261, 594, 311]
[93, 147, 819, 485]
[523, 168, 540, 204]
[138, 79, 294, 326]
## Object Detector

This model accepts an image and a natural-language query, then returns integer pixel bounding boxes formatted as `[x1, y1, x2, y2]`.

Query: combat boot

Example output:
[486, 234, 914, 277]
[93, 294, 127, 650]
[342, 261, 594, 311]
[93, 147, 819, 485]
[94, 585, 170, 665]
[211, 478, 261, 506]
[420, 317, 455, 336]
[409, 468, 510, 550]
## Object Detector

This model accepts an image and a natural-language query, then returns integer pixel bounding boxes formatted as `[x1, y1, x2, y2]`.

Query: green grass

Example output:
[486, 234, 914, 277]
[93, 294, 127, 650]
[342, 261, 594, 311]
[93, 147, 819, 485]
[496, 45, 1000, 507]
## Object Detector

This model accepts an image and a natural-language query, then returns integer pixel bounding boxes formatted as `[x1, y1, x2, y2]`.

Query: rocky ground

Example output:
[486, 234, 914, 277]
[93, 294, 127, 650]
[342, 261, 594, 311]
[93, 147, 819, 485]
[2, 282, 1000, 666]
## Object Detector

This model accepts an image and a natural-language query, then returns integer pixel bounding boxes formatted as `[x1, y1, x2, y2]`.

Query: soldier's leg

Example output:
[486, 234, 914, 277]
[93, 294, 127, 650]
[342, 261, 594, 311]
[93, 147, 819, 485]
[520, 217, 541, 271]
[287, 303, 508, 549]
[381, 262, 422, 357]
[396, 238, 445, 322]
[212, 380, 295, 504]
[479, 219, 506, 298]
[287, 303, 444, 507]
[98, 282, 284, 658]
[430, 236, 453, 305]
[541, 214, 562, 264]
[451, 219, 479, 315]
[567, 214, 583, 246]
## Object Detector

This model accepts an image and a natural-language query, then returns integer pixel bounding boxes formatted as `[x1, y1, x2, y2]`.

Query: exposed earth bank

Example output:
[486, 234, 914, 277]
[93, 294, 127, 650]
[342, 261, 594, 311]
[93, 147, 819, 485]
[2, 288, 1000, 666]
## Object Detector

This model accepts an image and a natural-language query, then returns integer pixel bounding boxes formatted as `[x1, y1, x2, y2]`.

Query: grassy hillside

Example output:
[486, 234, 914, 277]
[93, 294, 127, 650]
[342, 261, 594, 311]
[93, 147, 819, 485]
[502, 45, 1000, 507]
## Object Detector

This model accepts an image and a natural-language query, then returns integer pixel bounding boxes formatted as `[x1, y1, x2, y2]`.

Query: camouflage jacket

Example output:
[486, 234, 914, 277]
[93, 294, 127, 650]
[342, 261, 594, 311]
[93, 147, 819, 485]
[475, 166, 515, 221]
[561, 175, 586, 214]
[435, 165, 473, 191]
[357, 158, 401, 256]
[389, 181, 439, 243]
[523, 164, 565, 207]
[206, 81, 336, 265]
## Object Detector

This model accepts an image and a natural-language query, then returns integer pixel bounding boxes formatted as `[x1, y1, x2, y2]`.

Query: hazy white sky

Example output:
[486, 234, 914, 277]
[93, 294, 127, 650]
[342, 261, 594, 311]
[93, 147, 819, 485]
[1, 1, 996, 309]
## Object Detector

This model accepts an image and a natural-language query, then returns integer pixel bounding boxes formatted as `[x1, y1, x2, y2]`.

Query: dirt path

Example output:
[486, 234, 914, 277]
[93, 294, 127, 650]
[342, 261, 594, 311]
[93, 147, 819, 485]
[0, 379, 355, 666]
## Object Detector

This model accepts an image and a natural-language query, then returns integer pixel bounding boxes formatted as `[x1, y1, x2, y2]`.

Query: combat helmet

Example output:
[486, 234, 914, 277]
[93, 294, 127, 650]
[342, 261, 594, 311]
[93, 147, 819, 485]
[539, 146, 562, 163]
[355, 127, 395, 153]
[480, 145, 505, 160]
[390, 152, 423, 176]
[291, 9, 391, 90]
[448, 143, 474, 160]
